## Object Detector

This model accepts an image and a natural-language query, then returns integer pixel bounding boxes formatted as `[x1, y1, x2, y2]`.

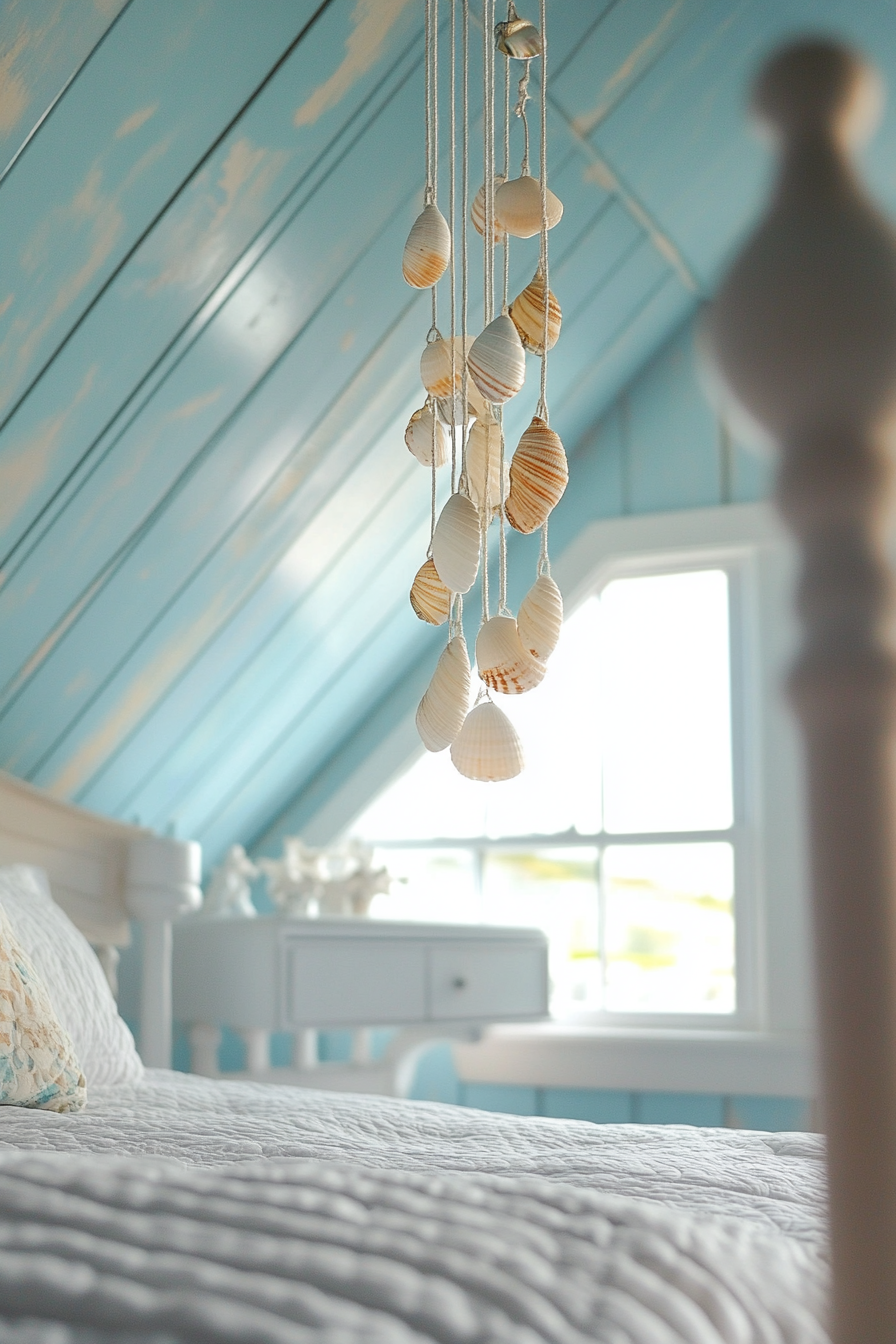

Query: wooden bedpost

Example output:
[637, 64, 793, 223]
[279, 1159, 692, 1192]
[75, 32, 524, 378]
[707, 42, 896, 1343]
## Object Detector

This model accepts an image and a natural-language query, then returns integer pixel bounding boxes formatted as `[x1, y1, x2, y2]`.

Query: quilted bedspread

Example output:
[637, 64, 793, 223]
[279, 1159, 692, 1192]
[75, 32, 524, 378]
[0, 1070, 829, 1341]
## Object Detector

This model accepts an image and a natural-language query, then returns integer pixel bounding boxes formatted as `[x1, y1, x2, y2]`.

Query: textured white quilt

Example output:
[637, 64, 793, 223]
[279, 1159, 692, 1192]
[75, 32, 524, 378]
[0, 1070, 829, 1341]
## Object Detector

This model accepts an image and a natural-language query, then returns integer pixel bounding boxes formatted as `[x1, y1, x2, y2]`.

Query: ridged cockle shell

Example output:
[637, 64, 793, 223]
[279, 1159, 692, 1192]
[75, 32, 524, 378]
[402, 204, 451, 288]
[420, 335, 475, 399]
[431, 492, 481, 594]
[405, 405, 449, 467]
[465, 417, 509, 515]
[468, 314, 526, 405]
[495, 175, 563, 240]
[517, 574, 563, 662]
[410, 558, 451, 625]
[450, 700, 524, 781]
[471, 176, 507, 243]
[475, 615, 546, 695]
[416, 636, 471, 751]
[494, 16, 542, 59]
[509, 270, 561, 355]
[505, 416, 568, 534]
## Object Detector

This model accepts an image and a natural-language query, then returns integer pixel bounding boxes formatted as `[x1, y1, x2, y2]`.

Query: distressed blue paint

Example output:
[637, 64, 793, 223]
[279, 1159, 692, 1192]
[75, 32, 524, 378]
[0, 0, 316, 436]
[0, 0, 128, 175]
[627, 320, 721, 512]
[2, 0, 893, 883]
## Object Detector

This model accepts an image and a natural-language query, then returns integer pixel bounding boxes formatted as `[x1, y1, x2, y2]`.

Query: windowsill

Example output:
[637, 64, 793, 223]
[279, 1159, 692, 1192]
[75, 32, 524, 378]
[452, 1021, 817, 1098]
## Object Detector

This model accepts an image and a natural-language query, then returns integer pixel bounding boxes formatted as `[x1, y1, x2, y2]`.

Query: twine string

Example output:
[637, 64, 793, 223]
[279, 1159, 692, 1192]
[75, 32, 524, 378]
[459, 0, 471, 497]
[449, 0, 458, 491]
[537, 0, 549, 421]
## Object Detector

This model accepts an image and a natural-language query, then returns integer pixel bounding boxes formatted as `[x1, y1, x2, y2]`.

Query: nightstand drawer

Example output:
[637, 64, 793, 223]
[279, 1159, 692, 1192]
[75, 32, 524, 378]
[284, 938, 427, 1026]
[429, 942, 548, 1020]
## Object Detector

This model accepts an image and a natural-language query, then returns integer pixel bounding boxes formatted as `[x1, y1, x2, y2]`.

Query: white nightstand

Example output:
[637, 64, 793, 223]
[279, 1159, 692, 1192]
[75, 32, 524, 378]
[173, 917, 549, 1095]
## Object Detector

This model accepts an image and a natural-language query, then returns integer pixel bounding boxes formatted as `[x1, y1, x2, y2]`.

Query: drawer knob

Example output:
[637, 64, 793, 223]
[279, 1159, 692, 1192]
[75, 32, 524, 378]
[451, 975, 468, 990]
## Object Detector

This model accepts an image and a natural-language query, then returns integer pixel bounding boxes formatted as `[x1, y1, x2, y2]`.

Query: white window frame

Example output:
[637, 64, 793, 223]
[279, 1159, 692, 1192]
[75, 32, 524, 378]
[311, 504, 816, 1093]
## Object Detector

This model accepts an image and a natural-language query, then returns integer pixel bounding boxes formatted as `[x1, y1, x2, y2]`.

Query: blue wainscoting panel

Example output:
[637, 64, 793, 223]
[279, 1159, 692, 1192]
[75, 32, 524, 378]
[633, 1091, 727, 1127]
[542, 1088, 633, 1124]
[462, 1084, 540, 1117]
[728, 1095, 813, 1132]
[408, 1043, 461, 1106]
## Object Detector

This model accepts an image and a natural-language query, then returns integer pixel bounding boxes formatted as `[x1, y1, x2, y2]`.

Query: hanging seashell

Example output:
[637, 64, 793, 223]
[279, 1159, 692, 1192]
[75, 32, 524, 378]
[495, 174, 563, 240]
[476, 615, 546, 695]
[505, 415, 569, 534]
[431, 492, 481, 594]
[451, 700, 524, 781]
[402, 204, 451, 288]
[416, 636, 471, 751]
[471, 176, 507, 243]
[468, 314, 526, 405]
[405, 405, 449, 467]
[420, 335, 474, 399]
[410, 558, 451, 625]
[509, 270, 562, 355]
[517, 574, 563, 662]
[494, 15, 543, 59]
[465, 417, 510, 515]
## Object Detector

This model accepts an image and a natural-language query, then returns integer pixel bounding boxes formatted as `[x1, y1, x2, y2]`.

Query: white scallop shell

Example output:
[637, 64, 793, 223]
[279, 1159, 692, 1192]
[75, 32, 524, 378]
[517, 574, 563, 662]
[420, 335, 475, 399]
[450, 700, 524, 781]
[402, 204, 451, 288]
[410, 557, 451, 625]
[464, 417, 509, 515]
[471, 176, 506, 242]
[416, 636, 471, 751]
[405, 405, 449, 467]
[475, 614, 546, 695]
[494, 175, 563, 240]
[468, 314, 526, 405]
[431, 492, 481, 594]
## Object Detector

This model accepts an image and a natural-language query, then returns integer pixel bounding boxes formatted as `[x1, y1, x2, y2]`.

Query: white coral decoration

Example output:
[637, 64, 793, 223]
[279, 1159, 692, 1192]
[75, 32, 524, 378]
[258, 838, 324, 917]
[319, 838, 392, 917]
[201, 845, 259, 919]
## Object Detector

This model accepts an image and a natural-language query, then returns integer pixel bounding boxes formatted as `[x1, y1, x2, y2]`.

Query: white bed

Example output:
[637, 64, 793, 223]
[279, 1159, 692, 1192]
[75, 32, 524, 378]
[0, 771, 831, 1342]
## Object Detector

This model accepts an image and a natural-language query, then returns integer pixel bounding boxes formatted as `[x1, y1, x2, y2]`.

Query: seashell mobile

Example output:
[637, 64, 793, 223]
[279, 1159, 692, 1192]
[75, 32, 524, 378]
[402, 0, 566, 783]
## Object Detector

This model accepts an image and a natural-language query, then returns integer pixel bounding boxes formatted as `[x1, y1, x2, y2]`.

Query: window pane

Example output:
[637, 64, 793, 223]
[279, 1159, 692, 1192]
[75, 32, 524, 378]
[481, 848, 600, 1013]
[368, 848, 478, 923]
[603, 842, 735, 1013]
[600, 569, 733, 833]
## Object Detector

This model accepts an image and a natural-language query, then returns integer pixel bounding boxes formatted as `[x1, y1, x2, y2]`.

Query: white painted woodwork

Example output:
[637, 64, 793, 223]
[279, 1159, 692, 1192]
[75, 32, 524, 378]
[173, 917, 548, 1093]
[0, 769, 202, 1071]
[707, 39, 896, 1344]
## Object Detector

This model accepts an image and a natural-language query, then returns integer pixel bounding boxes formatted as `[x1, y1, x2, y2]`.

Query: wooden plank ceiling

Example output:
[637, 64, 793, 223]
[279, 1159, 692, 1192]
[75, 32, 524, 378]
[0, 0, 894, 869]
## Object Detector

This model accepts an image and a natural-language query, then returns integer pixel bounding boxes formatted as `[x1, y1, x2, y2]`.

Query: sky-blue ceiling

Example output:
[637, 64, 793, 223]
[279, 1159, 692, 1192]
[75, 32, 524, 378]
[1, 0, 895, 871]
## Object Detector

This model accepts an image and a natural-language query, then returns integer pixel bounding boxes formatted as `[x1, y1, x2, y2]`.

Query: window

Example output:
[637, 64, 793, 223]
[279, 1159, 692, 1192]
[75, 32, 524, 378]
[352, 551, 753, 1025]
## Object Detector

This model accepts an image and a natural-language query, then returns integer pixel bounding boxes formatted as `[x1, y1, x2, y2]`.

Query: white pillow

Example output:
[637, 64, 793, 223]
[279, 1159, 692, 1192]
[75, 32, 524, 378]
[0, 866, 143, 1086]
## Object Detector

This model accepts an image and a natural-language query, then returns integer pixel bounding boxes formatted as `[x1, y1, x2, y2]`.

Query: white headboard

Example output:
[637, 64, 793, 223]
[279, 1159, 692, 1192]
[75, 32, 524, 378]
[0, 769, 142, 947]
[0, 769, 202, 1066]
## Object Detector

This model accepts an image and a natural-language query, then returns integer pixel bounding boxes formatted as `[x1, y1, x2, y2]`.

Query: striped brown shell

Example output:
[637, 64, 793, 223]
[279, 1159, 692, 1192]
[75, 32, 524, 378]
[505, 416, 569, 534]
[509, 270, 561, 356]
[410, 558, 451, 625]
[468, 314, 526, 405]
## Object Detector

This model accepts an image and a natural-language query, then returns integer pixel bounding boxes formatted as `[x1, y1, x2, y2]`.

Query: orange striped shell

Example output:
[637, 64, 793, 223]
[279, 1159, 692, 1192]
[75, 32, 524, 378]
[509, 271, 561, 355]
[505, 416, 569, 534]
[410, 558, 451, 625]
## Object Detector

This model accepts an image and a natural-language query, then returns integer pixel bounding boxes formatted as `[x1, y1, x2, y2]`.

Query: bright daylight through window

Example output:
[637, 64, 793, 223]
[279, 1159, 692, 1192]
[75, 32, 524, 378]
[354, 564, 739, 1018]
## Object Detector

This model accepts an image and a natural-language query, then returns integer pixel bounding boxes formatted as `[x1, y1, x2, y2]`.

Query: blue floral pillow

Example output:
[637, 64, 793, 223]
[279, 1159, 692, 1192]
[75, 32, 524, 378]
[0, 900, 86, 1112]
